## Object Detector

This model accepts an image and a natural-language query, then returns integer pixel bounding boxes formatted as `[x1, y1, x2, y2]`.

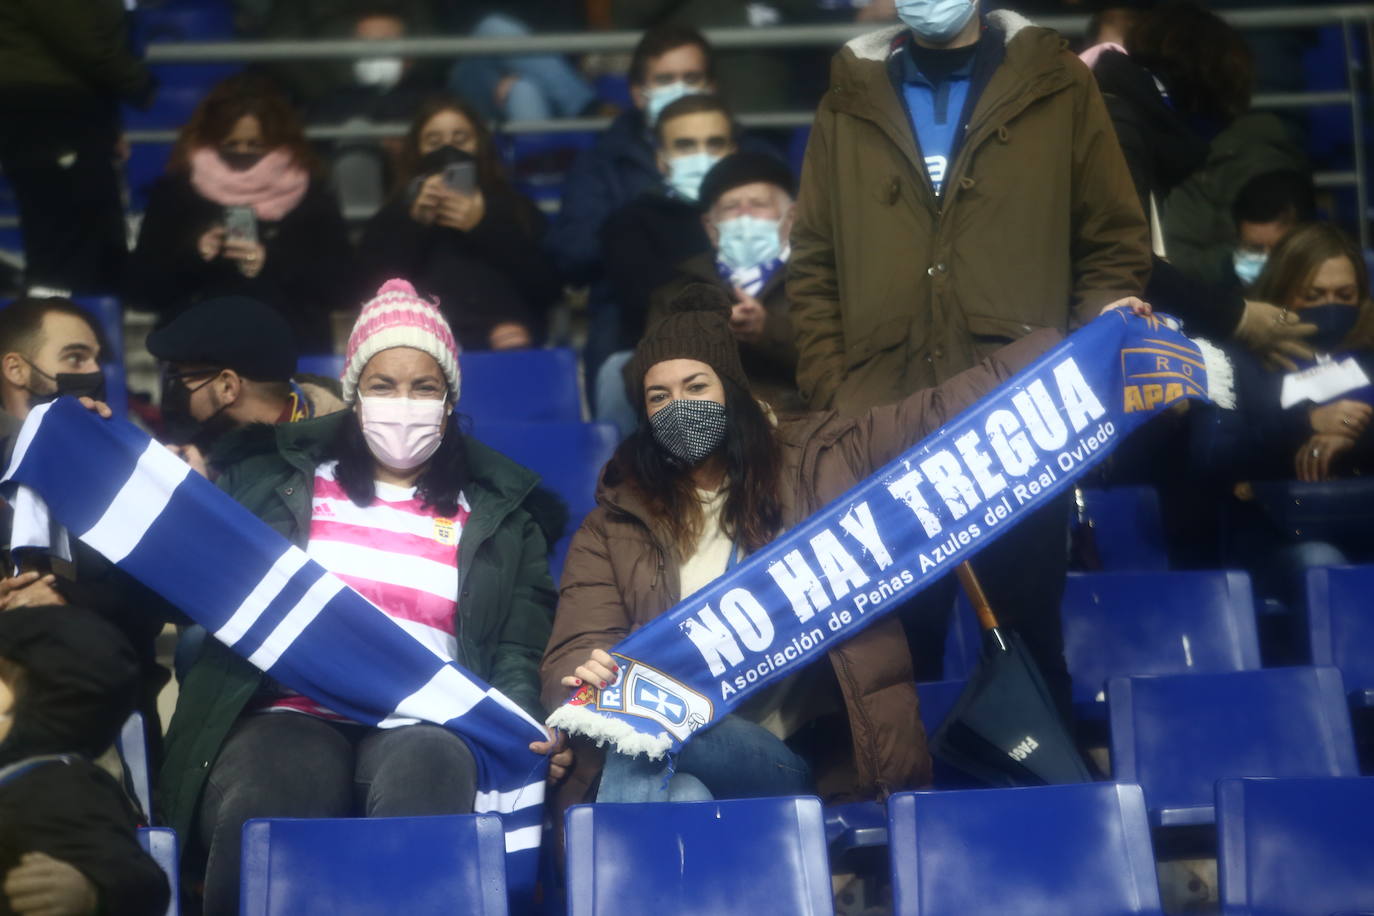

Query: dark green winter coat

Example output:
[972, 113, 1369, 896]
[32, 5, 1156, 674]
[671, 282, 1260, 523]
[157, 411, 558, 844]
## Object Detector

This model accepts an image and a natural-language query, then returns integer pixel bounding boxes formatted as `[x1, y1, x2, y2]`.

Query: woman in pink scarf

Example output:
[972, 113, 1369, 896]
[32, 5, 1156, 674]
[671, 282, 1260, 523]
[127, 75, 355, 353]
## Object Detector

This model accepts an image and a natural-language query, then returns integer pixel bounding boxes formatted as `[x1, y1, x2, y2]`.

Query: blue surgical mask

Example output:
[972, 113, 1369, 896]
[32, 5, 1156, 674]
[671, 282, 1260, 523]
[1301, 303, 1360, 353]
[645, 82, 703, 126]
[666, 152, 720, 203]
[1233, 249, 1268, 288]
[716, 215, 784, 272]
[896, 0, 978, 45]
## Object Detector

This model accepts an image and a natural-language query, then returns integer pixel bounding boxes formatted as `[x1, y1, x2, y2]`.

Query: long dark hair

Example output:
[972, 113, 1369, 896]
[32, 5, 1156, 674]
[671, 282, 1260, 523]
[330, 410, 470, 515]
[609, 376, 783, 556]
[1127, 0, 1253, 123]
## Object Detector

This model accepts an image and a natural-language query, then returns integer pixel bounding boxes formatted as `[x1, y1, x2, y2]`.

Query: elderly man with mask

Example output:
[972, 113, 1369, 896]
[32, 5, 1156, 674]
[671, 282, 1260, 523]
[651, 152, 803, 414]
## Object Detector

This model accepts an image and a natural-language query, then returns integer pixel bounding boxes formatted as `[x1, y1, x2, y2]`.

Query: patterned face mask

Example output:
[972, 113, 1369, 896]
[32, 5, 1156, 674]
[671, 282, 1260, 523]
[649, 398, 729, 466]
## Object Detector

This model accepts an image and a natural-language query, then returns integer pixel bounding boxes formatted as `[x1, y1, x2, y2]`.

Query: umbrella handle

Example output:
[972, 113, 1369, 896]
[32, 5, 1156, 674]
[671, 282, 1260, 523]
[956, 562, 1002, 632]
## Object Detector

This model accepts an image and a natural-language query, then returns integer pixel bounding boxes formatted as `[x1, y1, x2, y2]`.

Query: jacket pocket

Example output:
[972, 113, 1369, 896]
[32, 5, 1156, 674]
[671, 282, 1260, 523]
[844, 315, 911, 371]
[962, 312, 1054, 347]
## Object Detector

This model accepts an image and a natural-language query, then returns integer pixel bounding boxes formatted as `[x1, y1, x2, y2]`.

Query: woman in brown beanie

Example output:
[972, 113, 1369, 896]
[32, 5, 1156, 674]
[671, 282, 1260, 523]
[540, 284, 1062, 808]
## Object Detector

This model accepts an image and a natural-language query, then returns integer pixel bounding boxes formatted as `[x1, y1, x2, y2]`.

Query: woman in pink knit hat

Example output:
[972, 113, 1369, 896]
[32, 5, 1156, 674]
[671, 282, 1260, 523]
[160, 279, 569, 915]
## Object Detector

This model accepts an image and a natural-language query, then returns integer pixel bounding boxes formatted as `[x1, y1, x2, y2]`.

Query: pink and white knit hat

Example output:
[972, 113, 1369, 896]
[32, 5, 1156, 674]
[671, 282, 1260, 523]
[341, 279, 461, 403]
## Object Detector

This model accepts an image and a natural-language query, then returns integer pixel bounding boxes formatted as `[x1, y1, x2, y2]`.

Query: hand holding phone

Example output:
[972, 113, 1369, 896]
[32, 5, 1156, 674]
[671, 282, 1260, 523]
[441, 161, 477, 195]
[224, 205, 259, 245]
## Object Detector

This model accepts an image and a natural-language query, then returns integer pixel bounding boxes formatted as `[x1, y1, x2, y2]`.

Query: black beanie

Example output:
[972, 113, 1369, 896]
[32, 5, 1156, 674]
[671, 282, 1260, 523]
[697, 152, 797, 212]
[627, 283, 749, 398]
[147, 296, 297, 382]
[0, 606, 139, 766]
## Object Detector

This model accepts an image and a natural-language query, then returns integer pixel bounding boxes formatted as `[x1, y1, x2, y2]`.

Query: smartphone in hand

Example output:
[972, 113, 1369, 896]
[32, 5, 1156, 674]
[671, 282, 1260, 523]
[441, 161, 477, 195]
[224, 205, 259, 245]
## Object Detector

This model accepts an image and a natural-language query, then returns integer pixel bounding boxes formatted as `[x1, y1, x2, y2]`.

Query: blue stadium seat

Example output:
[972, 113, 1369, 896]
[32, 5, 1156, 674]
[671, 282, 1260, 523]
[123, 85, 208, 132]
[135, 1, 235, 42]
[295, 354, 344, 381]
[471, 421, 617, 581]
[824, 679, 973, 855]
[565, 797, 834, 916]
[1307, 565, 1374, 708]
[1062, 571, 1261, 719]
[887, 783, 1163, 915]
[137, 827, 180, 916]
[1076, 486, 1169, 571]
[124, 142, 174, 210]
[1109, 667, 1360, 827]
[117, 712, 152, 823]
[240, 815, 508, 915]
[1216, 776, 1374, 916]
[459, 348, 581, 425]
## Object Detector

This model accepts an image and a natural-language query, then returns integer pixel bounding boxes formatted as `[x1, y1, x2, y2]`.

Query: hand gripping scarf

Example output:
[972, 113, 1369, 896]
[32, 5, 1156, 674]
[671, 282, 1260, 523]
[547, 312, 1233, 759]
[1, 402, 547, 898]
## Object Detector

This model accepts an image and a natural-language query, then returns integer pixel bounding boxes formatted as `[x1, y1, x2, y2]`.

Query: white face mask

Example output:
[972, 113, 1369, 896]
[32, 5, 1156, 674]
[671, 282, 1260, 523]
[1233, 249, 1268, 288]
[644, 81, 704, 126]
[358, 396, 448, 471]
[666, 152, 721, 203]
[354, 56, 404, 90]
[716, 214, 784, 272]
[896, 0, 978, 45]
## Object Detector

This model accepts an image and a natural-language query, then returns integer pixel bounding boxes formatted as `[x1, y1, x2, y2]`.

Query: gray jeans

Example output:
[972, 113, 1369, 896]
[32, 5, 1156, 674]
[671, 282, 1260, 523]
[198, 712, 477, 916]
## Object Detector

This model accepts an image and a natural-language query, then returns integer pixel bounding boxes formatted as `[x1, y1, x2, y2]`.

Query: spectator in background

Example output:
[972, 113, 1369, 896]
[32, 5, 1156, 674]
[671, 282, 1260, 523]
[445, 10, 597, 124]
[549, 25, 719, 387]
[0, 607, 170, 916]
[789, 1, 1150, 715]
[652, 152, 804, 414]
[1086, 2, 1317, 365]
[0, 0, 154, 296]
[160, 280, 563, 916]
[127, 75, 355, 354]
[1230, 170, 1316, 290]
[146, 296, 345, 477]
[358, 95, 561, 351]
[1192, 222, 1374, 618]
[602, 95, 739, 349]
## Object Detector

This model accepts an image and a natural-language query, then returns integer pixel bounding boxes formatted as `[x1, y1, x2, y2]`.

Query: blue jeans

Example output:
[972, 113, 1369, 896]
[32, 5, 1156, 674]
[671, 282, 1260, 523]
[596, 715, 812, 803]
[448, 13, 596, 122]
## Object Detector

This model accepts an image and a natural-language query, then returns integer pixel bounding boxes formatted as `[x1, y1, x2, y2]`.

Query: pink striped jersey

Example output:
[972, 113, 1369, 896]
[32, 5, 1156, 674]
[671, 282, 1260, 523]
[259, 460, 470, 720]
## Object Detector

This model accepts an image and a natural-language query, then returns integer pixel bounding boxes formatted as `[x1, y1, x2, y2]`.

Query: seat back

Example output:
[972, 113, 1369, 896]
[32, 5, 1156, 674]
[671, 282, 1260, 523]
[1109, 667, 1360, 826]
[1062, 571, 1260, 711]
[565, 797, 834, 916]
[1307, 565, 1374, 702]
[458, 348, 581, 425]
[471, 421, 617, 581]
[888, 783, 1163, 915]
[1076, 485, 1169, 571]
[240, 815, 508, 916]
[1216, 776, 1374, 915]
[116, 712, 152, 822]
[137, 827, 180, 916]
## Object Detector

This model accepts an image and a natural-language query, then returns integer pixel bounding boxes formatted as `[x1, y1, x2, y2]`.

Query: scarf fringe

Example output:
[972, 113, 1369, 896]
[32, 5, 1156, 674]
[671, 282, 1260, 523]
[546, 704, 673, 759]
[1195, 338, 1237, 410]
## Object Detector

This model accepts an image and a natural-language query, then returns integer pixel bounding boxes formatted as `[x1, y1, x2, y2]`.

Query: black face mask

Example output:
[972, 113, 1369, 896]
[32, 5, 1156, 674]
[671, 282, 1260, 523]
[161, 372, 234, 451]
[1302, 303, 1361, 353]
[23, 362, 105, 409]
[219, 150, 265, 172]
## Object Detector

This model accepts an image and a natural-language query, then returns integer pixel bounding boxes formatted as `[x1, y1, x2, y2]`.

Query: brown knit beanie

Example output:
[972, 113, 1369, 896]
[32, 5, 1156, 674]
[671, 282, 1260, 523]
[627, 283, 750, 399]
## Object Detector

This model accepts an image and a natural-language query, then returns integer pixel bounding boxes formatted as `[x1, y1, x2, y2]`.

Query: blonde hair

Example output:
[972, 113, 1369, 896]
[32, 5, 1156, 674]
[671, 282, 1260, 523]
[1251, 221, 1374, 350]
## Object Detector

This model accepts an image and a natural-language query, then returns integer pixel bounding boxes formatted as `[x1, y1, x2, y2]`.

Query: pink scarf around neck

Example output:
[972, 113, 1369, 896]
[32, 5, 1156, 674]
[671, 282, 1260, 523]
[189, 147, 309, 221]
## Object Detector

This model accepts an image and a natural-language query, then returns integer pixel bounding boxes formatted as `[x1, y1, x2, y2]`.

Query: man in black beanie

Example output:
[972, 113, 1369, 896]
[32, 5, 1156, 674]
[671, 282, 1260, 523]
[147, 295, 343, 479]
[0, 607, 169, 916]
[652, 151, 802, 413]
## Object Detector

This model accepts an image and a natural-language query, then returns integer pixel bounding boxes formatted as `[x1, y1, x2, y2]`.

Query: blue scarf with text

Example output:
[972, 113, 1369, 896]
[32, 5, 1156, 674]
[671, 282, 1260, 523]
[547, 312, 1230, 758]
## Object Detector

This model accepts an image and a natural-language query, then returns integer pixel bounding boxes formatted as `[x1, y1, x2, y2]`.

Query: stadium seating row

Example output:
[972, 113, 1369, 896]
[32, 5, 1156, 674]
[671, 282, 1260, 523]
[137, 774, 1374, 915]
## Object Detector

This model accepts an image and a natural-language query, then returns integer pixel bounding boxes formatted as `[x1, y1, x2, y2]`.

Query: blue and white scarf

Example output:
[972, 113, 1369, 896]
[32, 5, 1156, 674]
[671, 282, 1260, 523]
[548, 312, 1233, 758]
[716, 248, 789, 298]
[1, 402, 547, 894]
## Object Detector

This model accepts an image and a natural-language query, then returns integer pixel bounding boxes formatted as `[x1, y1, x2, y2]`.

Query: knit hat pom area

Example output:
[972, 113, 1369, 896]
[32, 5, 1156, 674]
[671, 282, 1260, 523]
[341, 278, 463, 404]
[627, 282, 750, 396]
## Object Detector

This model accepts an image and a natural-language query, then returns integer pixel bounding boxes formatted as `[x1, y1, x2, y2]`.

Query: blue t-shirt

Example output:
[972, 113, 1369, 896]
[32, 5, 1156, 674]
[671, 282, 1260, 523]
[894, 39, 979, 195]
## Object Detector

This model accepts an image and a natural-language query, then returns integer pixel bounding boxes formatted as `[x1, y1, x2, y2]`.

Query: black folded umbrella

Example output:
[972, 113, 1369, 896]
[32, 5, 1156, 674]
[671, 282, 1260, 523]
[929, 564, 1093, 787]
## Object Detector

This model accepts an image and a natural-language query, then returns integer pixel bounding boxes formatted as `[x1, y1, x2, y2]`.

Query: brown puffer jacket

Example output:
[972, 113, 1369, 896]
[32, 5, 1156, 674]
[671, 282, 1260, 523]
[788, 11, 1150, 415]
[541, 329, 1059, 811]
